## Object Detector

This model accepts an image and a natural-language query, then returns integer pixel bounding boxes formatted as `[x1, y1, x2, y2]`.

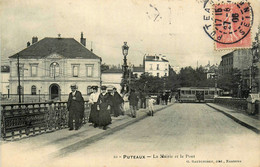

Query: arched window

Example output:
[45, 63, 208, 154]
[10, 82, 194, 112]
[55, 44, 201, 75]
[50, 62, 60, 78]
[31, 85, 37, 95]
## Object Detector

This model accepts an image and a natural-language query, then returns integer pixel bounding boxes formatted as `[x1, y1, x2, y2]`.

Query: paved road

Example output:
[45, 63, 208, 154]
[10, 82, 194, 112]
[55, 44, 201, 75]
[2, 103, 260, 167]
[51, 103, 260, 167]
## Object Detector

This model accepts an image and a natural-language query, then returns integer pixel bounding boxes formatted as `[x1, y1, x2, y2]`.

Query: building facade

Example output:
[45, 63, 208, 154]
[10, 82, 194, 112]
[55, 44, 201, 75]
[101, 68, 122, 92]
[0, 65, 10, 96]
[143, 54, 169, 77]
[218, 49, 253, 76]
[8, 34, 101, 102]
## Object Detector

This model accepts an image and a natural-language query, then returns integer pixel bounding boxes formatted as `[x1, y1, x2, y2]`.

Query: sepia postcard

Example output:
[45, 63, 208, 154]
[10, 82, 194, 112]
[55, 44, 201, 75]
[0, 0, 259, 167]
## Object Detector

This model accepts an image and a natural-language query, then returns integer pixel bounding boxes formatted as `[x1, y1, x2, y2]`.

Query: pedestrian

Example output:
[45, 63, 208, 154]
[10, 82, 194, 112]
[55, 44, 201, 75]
[67, 83, 84, 130]
[169, 93, 172, 103]
[97, 86, 112, 130]
[109, 87, 124, 117]
[156, 93, 160, 105]
[140, 92, 147, 109]
[148, 96, 156, 116]
[88, 86, 99, 127]
[128, 89, 138, 118]
[165, 92, 169, 105]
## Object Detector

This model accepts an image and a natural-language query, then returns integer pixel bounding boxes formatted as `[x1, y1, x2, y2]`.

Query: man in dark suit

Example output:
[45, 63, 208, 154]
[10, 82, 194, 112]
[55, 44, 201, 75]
[67, 84, 84, 130]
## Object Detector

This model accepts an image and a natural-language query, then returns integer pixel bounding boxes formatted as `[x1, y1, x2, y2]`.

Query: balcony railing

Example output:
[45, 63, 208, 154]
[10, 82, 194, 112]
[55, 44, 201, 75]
[1, 101, 90, 141]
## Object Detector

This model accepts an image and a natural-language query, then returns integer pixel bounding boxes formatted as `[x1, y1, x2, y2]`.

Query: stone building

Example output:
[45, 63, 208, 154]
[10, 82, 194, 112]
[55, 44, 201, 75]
[218, 49, 253, 76]
[143, 54, 169, 77]
[0, 65, 10, 96]
[102, 68, 122, 92]
[8, 33, 101, 102]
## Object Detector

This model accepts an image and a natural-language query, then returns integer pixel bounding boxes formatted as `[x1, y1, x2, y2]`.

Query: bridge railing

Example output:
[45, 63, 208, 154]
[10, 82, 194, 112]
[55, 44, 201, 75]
[0, 101, 90, 141]
[214, 97, 247, 111]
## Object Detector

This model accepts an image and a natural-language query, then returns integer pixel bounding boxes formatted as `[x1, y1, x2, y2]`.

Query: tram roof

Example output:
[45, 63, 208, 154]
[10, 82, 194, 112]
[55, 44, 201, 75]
[177, 87, 222, 91]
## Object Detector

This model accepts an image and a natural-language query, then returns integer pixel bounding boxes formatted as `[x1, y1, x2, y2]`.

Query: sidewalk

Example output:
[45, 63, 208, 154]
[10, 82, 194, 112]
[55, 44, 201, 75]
[0, 103, 174, 158]
[206, 103, 260, 134]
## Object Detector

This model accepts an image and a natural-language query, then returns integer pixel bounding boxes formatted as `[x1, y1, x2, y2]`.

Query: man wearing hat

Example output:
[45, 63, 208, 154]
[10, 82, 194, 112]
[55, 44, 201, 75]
[97, 86, 112, 130]
[67, 83, 84, 130]
[88, 86, 99, 127]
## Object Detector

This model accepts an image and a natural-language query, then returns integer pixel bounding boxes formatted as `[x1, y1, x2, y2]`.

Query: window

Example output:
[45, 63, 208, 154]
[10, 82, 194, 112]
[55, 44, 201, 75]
[157, 73, 159, 77]
[149, 64, 152, 70]
[72, 65, 79, 77]
[157, 64, 159, 70]
[205, 91, 209, 95]
[165, 73, 167, 76]
[30, 64, 38, 77]
[186, 90, 191, 95]
[209, 91, 214, 95]
[31, 85, 36, 95]
[86, 65, 93, 77]
[50, 62, 60, 78]
[192, 91, 196, 94]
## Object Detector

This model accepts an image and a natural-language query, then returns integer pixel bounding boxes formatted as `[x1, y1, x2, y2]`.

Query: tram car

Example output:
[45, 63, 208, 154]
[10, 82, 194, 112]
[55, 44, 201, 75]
[177, 87, 223, 103]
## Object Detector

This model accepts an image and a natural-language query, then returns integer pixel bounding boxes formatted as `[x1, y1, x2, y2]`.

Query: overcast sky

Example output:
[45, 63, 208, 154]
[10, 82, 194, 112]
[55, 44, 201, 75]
[1, 0, 259, 69]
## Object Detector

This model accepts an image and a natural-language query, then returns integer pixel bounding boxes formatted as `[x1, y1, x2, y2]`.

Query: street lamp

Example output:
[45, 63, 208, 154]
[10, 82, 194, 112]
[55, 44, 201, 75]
[121, 42, 129, 93]
[6, 85, 9, 98]
[39, 89, 41, 102]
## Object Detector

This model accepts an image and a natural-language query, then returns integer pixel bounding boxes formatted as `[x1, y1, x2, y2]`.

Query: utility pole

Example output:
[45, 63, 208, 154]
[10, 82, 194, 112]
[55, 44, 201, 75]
[17, 54, 21, 103]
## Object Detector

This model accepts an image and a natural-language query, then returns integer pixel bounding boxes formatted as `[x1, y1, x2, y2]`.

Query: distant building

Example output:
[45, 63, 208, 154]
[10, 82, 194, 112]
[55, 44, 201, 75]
[218, 49, 253, 76]
[101, 68, 122, 92]
[143, 54, 169, 77]
[203, 62, 218, 79]
[8, 33, 101, 102]
[0, 65, 10, 95]
[132, 65, 144, 78]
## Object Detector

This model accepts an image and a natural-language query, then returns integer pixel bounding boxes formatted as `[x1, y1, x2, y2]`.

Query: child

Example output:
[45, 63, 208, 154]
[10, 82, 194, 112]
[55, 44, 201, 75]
[148, 96, 156, 116]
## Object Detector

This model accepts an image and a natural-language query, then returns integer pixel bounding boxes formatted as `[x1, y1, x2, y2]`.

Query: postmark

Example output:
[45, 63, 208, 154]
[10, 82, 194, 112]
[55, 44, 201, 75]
[203, 0, 254, 50]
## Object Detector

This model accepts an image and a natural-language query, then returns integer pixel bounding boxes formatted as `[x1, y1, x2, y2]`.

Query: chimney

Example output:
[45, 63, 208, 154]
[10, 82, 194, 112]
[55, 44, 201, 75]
[80, 32, 86, 46]
[27, 41, 30, 47]
[32, 36, 38, 44]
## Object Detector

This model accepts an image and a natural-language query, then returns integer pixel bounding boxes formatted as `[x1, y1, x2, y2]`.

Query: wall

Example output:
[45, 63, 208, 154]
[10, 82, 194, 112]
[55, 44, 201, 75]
[8, 57, 101, 102]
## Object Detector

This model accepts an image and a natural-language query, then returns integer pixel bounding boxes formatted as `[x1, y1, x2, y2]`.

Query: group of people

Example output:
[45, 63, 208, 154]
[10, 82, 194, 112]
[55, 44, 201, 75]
[67, 84, 125, 131]
[67, 84, 158, 131]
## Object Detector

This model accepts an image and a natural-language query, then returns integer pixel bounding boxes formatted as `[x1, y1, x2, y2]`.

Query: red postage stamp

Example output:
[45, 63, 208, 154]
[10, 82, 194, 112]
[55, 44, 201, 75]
[213, 2, 252, 49]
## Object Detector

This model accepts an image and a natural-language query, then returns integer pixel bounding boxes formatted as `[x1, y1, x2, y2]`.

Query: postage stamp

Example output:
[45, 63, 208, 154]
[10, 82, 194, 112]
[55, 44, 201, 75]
[203, 0, 254, 50]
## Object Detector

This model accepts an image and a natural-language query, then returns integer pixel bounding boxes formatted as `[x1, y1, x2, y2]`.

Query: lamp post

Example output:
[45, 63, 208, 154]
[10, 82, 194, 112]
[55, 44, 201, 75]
[39, 89, 41, 102]
[6, 85, 9, 98]
[17, 54, 21, 103]
[121, 42, 129, 93]
[213, 69, 218, 97]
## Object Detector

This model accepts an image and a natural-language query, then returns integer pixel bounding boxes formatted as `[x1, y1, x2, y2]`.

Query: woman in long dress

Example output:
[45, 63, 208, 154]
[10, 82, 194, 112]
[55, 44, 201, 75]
[88, 86, 99, 127]
[97, 86, 112, 130]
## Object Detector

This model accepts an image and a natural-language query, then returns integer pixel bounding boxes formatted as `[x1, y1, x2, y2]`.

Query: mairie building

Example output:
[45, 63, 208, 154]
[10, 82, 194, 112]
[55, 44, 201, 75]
[8, 33, 101, 102]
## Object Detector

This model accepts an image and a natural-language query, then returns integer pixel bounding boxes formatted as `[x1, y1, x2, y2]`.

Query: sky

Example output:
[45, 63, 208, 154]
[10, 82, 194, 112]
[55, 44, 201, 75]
[0, 0, 259, 70]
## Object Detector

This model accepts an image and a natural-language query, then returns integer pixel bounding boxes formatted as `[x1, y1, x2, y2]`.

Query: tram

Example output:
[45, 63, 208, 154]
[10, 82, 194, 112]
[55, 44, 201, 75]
[177, 87, 223, 103]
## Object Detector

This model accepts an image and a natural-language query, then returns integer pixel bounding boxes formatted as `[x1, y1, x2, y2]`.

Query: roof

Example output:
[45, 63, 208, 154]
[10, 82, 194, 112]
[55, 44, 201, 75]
[133, 66, 144, 72]
[9, 37, 101, 59]
[102, 68, 122, 74]
[144, 55, 169, 62]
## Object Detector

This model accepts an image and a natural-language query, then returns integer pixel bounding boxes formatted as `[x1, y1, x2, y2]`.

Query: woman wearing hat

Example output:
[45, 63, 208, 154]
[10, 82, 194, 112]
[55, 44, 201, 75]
[88, 86, 99, 127]
[97, 86, 112, 130]
[67, 83, 84, 130]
